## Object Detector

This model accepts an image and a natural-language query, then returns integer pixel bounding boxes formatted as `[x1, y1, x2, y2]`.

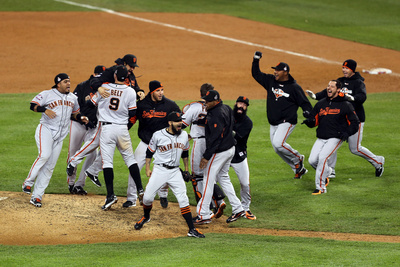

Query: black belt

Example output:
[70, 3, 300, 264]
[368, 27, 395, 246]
[161, 164, 179, 169]
[193, 136, 205, 139]
[101, 122, 112, 125]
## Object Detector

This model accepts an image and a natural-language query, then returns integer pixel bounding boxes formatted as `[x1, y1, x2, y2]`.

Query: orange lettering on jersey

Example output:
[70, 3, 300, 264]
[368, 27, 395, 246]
[319, 107, 341, 116]
[142, 110, 167, 119]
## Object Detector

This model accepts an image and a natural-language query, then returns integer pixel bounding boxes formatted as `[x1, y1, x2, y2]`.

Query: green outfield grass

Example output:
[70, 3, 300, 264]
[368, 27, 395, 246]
[0, 93, 399, 265]
[1, 0, 399, 50]
[1, 234, 399, 266]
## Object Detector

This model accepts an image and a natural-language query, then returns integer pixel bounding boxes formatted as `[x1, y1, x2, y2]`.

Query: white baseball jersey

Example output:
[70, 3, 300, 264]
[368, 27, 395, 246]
[91, 83, 137, 124]
[31, 89, 80, 140]
[182, 101, 207, 138]
[148, 129, 190, 167]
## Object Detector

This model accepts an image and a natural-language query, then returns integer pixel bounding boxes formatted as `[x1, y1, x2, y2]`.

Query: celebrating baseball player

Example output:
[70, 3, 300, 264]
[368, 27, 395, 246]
[66, 65, 105, 195]
[134, 111, 205, 238]
[306, 59, 385, 178]
[303, 80, 359, 194]
[194, 90, 245, 225]
[90, 54, 145, 100]
[231, 96, 256, 220]
[23, 73, 89, 207]
[181, 83, 227, 218]
[89, 66, 144, 210]
[123, 80, 181, 209]
[252, 51, 313, 179]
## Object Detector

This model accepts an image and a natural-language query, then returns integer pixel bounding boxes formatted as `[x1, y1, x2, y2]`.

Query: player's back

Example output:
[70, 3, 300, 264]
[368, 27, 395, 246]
[96, 83, 137, 124]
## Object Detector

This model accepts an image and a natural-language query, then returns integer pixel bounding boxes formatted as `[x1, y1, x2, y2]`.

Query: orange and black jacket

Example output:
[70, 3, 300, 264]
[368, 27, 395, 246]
[315, 72, 367, 122]
[310, 95, 360, 140]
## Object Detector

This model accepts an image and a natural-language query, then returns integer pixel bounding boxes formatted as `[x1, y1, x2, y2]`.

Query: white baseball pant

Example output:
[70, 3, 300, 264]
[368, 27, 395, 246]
[230, 158, 251, 211]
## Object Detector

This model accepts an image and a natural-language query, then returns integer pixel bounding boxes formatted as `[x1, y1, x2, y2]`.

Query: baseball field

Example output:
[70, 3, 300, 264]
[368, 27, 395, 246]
[1, 0, 400, 265]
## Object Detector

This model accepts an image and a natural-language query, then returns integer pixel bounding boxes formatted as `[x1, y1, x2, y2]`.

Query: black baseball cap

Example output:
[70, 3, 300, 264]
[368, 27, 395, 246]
[123, 54, 139, 68]
[236, 96, 250, 106]
[342, 59, 357, 72]
[52, 73, 69, 88]
[115, 66, 128, 82]
[149, 80, 163, 93]
[167, 111, 183, 122]
[202, 90, 220, 102]
[94, 65, 105, 74]
[271, 62, 290, 72]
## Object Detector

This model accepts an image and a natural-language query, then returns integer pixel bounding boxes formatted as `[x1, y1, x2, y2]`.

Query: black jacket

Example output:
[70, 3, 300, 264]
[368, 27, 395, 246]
[203, 101, 236, 160]
[310, 95, 359, 139]
[136, 94, 180, 144]
[72, 75, 98, 125]
[315, 72, 367, 122]
[90, 65, 143, 94]
[232, 114, 253, 164]
[252, 59, 312, 125]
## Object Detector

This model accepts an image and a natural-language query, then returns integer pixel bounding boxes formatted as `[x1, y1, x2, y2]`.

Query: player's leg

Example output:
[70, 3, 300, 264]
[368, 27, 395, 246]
[216, 147, 244, 215]
[99, 125, 117, 199]
[125, 141, 147, 206]
[348, 122, 384, 169]
[190, 138, 205, 203]
[66, 121, 86, 188]
[23, 125, 54, 189]
[31, 138, 64, 202]
[231, 159, 251, 211]
[270, 123, 302, 173]
[327, 151, 337, 178]
[68, 123, 101, 168]
[314, 138, 342, 194]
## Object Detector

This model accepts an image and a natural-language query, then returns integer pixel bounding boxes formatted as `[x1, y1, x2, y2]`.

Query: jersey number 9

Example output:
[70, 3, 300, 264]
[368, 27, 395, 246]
[109, 98, 120, 111]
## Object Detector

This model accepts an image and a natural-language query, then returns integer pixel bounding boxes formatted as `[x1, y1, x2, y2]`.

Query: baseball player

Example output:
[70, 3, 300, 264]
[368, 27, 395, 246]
[252, 51, 313, 179]
[89, 66, 144, 210]
[306, 59, 385, 178]
[90, 54, 145, 101]
[302, 80, 359, 194]
[193, 90, 245, 225]
[231, 96, 256, 220]
[123, 80, 181, 208]
[181, 83, 227, 218]
[67, 55, 143, 190]
[134, 111, 205, 238]
[66, 65, 105, 195]
[22, 73, 89, 207]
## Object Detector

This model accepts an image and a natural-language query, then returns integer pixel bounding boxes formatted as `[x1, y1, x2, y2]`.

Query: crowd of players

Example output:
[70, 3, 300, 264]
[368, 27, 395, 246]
[22, 52, 384, 238]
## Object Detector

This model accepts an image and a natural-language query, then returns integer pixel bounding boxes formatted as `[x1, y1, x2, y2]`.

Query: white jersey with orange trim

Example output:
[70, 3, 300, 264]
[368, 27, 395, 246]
[31, 89, 80, 140]
[182, 101, 207, 138]
[148, 129, 190, 167]
[91, 83, 137, 124]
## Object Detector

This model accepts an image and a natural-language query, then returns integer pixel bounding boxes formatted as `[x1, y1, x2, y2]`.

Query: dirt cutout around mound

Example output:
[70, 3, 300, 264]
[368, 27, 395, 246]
[1, 12, 400, 245]
[1, 192, 399, 245]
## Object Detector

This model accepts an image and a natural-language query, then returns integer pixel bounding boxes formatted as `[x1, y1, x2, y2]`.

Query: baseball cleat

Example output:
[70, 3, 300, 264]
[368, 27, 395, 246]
[68, 184, 74, 194]
[101, 195, 118, 211]
[30, 198, 42, 207]
[214, 202, 226, 219]
[226, 210, 245, 223]
[294, 167, 308, 179]
[22, 185, 32, 194]
[85, 171, 102, 187]
[375, 157, 385, 177]
[138, 189, 144, 206]
[295, 155, 305, 174]
[187, 228, 205, 238]
[160, 197, 168, 208]
[312, 189, 327, 195]
[66, 163, 75, 176]
[134, 216, 150, 230]
[122, 200, 136, 208]
[325, 177, 330, 187]
[193, 216, 212, 225]
[328, 170, 336, 179]
[72, 186, 87, 195]
[245, 210, 257, 220]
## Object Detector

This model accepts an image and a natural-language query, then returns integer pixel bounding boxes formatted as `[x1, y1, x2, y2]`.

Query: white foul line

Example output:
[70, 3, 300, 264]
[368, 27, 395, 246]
[55, 0, 399, 77]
